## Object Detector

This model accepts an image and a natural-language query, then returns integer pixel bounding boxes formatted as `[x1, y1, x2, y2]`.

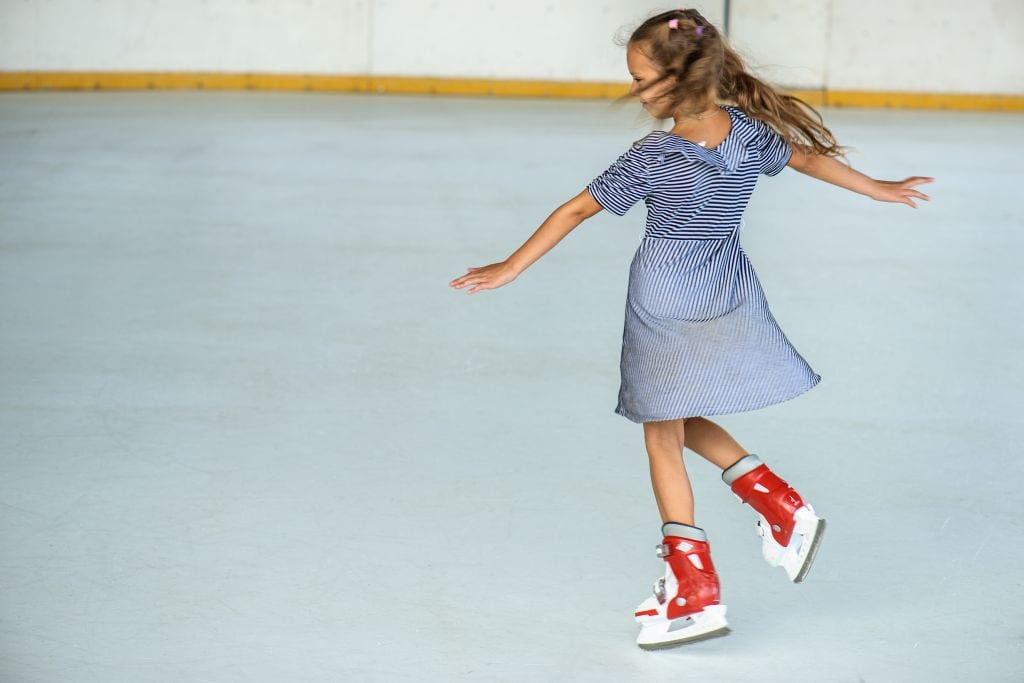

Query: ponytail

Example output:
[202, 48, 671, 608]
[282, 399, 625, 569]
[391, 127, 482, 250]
[720, 47, 845, 158]
[621, 9, 847, 159]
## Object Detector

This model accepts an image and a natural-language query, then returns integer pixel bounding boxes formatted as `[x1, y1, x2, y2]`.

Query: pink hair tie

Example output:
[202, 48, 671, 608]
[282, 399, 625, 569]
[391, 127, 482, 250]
[667, 18, 680, 29]
[695, 25, 705, 36]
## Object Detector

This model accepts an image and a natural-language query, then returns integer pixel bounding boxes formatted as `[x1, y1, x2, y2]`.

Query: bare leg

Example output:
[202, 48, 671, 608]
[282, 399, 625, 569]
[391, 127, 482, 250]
[681, 416, 748, 470]
[643, 418, 695, 525]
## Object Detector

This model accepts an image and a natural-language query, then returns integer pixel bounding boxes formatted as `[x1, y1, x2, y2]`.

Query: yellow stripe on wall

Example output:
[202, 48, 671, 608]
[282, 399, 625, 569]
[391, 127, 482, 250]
[1, 71, 1021, 111]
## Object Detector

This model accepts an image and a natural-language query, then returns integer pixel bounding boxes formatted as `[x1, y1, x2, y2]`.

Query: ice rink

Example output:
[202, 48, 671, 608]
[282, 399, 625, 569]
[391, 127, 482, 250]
[1, 91, 1021, 682]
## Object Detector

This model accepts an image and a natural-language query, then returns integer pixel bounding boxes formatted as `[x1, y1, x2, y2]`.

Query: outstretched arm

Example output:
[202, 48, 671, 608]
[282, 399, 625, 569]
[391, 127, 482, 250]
[787, 149, 933, 208]
[449, 188, 604, 294]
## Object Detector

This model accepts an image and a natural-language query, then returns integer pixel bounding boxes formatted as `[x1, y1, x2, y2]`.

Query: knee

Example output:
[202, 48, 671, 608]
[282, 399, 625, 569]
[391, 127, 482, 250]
[643, 418, 685, 450]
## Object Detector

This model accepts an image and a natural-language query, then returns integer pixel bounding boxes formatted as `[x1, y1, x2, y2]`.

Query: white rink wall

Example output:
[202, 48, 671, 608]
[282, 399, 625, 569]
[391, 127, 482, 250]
[1, 0, 1021, 94]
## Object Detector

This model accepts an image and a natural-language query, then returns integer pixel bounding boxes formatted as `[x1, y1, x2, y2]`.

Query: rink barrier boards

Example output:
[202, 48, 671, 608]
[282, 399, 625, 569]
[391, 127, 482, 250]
[1, 72, 1022, 112]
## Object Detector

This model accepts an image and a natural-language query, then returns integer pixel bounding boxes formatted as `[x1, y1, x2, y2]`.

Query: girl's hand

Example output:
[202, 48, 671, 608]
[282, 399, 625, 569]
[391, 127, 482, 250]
[870, 176, 934, 208]
[449, 261, 519, 294]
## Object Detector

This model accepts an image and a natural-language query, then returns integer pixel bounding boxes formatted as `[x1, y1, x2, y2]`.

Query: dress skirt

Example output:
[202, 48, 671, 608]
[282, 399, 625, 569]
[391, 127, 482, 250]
[614, 227, 821, 423]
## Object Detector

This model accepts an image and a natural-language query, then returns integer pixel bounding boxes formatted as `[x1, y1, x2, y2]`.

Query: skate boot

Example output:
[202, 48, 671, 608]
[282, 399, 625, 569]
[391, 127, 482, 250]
[633, 522, 729, 649]
[722, 453, 825, 583]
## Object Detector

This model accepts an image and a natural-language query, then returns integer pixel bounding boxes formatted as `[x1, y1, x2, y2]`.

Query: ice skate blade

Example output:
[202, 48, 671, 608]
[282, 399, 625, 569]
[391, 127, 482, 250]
[638, 625, 731, 650]
[756, 508, 825, 582]
[636, 605, 729, 650]
[793, 517, 826, 583]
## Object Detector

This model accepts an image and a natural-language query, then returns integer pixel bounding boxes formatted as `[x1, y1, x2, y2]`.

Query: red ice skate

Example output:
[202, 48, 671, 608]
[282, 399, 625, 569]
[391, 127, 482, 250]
[723, 453, 826, 582]
[633, 523, 729, 648]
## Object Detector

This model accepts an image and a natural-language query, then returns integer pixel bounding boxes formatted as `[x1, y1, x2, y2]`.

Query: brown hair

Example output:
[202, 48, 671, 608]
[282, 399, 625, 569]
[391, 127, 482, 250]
[617, 8, 845, 158]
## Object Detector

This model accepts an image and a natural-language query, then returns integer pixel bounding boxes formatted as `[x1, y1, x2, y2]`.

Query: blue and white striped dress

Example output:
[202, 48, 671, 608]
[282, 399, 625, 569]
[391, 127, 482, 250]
[587, 105, 821, 423]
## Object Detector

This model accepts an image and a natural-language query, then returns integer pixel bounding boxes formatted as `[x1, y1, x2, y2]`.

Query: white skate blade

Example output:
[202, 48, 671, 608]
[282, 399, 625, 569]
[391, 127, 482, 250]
[757, 507, 826, 582]
[636, 605, 730, 649]
[787, 514, 825, 583]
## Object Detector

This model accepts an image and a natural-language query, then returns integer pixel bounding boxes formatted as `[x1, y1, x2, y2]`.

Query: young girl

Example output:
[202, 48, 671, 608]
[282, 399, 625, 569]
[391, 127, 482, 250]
[448, 8, 932, 649]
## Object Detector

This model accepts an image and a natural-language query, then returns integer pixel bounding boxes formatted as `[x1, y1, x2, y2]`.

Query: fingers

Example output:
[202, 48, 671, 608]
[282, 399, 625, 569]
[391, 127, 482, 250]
[883, 176, 934, 189]
[450, 269, 493, 293]
[875, 177, 933, 208]
[449, 267, 480, 287]
[451, 277, 482, 290]
[451, 262, 514, 294]
[903, 176, 934, 190]
[885, 178, 932, 207]
[466, 279, 493, 294]
[453, 279, 485, 293]
[902, 186, 930, 206]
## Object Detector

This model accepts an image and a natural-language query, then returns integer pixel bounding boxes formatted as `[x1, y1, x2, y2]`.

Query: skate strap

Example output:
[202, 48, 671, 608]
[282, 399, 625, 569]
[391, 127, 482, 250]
[661, 522, 707, 541]
[721, 453, 764, 486]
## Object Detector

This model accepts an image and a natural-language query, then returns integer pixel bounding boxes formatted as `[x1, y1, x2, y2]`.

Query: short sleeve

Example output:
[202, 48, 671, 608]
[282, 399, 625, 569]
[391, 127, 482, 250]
[586, 143, 651, 216]
[749, 117, 793, 176]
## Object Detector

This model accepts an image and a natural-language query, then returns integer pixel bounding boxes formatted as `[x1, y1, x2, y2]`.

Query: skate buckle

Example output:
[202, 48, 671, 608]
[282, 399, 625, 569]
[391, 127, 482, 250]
[653, 576, 667, 602]
[655, 543, 671, 558]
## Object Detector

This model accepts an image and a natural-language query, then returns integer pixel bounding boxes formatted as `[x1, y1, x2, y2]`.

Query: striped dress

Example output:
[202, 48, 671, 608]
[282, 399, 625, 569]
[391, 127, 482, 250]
[587, 105, 821, 423]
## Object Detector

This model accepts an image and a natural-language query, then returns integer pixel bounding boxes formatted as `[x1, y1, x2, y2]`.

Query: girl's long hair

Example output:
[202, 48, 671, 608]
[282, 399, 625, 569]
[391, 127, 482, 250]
[618, 8, 845, 157]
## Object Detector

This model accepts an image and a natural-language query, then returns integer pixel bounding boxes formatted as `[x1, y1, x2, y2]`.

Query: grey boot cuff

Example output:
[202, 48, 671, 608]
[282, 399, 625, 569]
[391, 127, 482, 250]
[661, 522, 707, 541]
[721, 453, 763, 486]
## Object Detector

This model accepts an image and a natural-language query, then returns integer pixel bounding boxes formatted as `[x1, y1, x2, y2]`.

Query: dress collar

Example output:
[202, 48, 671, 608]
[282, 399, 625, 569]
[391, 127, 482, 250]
[645, 106, 751, 175]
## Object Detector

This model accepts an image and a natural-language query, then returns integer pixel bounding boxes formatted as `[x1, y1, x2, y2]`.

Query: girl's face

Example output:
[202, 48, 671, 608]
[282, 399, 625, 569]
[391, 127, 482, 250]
[627, 43, 676, 118]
